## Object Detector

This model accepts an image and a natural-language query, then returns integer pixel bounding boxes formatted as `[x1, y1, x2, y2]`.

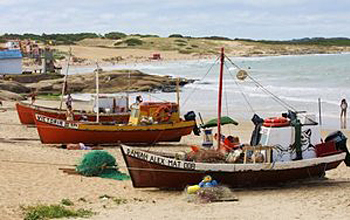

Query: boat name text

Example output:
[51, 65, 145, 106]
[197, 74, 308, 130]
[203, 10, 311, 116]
[36, 115, 78, 129]
[126, 148, 196, 170]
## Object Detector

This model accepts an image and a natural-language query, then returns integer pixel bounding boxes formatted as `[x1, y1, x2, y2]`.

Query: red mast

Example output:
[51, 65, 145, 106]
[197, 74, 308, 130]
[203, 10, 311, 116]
[217, 48, 225, 150]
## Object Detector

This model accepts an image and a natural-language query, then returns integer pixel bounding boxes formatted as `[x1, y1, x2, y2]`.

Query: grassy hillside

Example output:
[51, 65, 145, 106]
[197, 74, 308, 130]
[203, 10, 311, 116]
[3, 33, 350, 59]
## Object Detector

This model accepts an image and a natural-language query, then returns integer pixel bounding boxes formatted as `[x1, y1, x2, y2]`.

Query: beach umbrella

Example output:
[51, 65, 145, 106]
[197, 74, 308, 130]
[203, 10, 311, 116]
[202, 116, 239, 128]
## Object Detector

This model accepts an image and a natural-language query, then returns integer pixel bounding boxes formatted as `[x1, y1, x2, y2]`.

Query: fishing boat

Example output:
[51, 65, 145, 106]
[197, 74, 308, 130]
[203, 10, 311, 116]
[15, 96, 130, 125]
[120, 48, 350, 189]
[16, 52, 130, 125]
[34, 101, 196, 144]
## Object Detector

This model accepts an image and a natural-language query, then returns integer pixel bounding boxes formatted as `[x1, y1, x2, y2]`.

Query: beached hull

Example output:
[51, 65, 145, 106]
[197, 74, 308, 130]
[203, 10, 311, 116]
[34, 114, 195, 144]
[121, 145, 346, 188]
[15, 102, 129, 125]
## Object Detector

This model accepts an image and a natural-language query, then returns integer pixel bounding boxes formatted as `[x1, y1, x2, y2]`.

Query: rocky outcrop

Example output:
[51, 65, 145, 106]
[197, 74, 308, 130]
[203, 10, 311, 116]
[8, 74, 63, 84]
[0, 90, 25, 101]
[0, 80, 31, 93]
[12, 70, 195, 95]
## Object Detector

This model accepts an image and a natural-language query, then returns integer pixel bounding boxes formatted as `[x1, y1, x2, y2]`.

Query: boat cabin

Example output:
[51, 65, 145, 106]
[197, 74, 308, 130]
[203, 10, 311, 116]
[259, 113, 320, 162]
[129, 102, 181, 125]
[92, 95, 128, 113]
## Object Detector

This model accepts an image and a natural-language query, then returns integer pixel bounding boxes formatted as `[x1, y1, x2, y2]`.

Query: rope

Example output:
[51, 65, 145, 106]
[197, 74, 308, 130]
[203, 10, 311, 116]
[224, 63, 255, 114]
[224, 55, 304, 113]
[181, 56, 220, 108]
[247, 75, 297, 111]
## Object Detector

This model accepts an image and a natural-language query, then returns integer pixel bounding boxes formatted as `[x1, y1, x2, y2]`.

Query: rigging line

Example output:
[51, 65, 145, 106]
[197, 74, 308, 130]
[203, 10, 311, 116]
[225, 55, 297, 111]
[224, 55, 242, 69]
[181, 56, 220, 108]
[247, 75, 297, 111]
[224, 63, 255, 114]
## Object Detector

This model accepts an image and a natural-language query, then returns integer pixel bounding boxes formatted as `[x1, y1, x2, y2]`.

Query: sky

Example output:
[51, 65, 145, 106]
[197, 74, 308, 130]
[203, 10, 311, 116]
[0, 0, 350, 40]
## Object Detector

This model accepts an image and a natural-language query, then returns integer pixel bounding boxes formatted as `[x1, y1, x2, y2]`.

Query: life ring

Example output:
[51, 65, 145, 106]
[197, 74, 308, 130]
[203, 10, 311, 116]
[263, 117, 290, 127]
[153, 105, 172, 123]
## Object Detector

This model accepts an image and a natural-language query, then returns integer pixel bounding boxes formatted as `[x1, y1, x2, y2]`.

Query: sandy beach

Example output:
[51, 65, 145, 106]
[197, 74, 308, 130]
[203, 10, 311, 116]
[1, 100, 350, 220]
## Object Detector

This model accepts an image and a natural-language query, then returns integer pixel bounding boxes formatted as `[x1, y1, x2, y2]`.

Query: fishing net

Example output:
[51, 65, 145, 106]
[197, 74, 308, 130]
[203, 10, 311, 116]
[186, 186, 236, 203]
[76, 151, 130, 180]
[186, 149, 226, 163]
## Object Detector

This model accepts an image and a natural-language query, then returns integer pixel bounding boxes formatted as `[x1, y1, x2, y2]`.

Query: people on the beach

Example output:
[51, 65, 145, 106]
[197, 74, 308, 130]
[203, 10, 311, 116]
[66, 105, 74, 121]
[65, 93, 73, 108]
[60, 143, 103, 150]
[340, 98, 348, 129]
[29, 89, 37, 105]
[136, 95, 143, 104]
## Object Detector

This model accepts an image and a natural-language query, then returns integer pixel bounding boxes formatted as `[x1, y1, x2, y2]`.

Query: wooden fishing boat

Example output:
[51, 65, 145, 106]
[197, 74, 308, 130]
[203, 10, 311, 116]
[121, 144, 347, 188]
[121, 48, 350, 189]
[16, 101, 130, 125]
[34, 102, 196, 144]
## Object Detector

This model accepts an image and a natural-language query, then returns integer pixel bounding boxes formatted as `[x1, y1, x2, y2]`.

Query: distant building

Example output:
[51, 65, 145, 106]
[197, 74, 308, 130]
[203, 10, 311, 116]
[0, 49, 22, 74]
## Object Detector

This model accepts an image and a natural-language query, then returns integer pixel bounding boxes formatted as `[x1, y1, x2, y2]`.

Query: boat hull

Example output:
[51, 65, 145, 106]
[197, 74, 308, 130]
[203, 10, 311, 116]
[121, 145, 346, 188]
[16, 102, 129, 125]
[34, 114, 195, 144]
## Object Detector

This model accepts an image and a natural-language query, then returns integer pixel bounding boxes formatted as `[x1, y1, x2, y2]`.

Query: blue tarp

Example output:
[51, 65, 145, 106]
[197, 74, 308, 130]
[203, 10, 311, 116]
[0, 49, 22, 59]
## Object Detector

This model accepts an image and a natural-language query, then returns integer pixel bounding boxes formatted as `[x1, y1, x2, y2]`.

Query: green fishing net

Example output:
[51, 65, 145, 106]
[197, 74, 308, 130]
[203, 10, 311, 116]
[76, 151, 130, 180]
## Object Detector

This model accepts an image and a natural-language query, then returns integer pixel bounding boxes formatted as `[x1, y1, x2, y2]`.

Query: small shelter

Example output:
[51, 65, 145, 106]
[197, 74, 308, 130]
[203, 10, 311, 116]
[0, 49, 22, 74]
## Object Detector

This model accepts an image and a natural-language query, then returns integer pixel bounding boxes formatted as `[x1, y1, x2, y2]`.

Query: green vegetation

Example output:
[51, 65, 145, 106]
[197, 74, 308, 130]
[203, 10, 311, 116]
[60, 199, 74, 206]
[2, 31, 350, 48]
[37, 93, 61, 100]
[1, 33, 100, 45]
[131, 34, 159, 38]
[236, 37, 350, 46]
[112, 198, 128, 205]
[124, 38, 144, 46]
[174, 39, 187, 43]
[176, 43, 187, 47]
[22, 204, 93, 220]
[99, 194, 128, 205]
[201, 36, 232, 41]
[105, 32, 127, 40]
[169, 34, 184, 38]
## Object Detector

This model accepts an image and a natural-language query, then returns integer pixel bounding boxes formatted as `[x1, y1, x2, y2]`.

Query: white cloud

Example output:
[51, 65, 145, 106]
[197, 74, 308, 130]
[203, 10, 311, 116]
[0, 0, 349, 39]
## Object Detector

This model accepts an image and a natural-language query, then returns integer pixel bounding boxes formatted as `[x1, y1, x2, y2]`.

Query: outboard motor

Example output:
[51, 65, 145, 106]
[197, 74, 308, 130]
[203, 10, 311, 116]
[325, 131, 350, 166]
[184, 111, 200, 136]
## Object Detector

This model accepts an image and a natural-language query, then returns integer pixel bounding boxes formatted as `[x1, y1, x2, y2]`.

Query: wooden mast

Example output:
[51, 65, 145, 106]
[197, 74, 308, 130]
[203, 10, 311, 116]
[59, 47, 71, 110]
[176, 77, 180, 106]
[217, 48, 225, 150]
[95, 63, 100, 123]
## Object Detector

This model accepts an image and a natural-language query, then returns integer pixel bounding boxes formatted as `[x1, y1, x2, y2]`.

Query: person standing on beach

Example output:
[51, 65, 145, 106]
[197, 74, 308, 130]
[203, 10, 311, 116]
[340, 99, 348, 129]
[29, 89, 37, 105]
[65, 94, 73, 108]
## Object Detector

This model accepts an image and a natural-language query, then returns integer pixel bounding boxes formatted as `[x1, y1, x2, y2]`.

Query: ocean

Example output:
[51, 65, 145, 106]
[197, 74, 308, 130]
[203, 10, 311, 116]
[70, 53, 350, 130]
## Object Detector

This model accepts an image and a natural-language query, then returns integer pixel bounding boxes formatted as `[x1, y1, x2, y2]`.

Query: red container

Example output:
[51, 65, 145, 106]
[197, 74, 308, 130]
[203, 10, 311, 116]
[315, 141, 339, 157]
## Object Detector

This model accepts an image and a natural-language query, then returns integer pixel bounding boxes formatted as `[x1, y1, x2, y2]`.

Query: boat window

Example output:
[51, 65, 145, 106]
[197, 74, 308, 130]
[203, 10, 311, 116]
[260, 133, 268, 145]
